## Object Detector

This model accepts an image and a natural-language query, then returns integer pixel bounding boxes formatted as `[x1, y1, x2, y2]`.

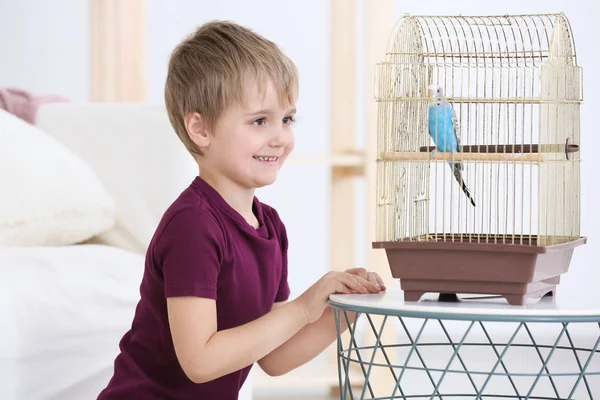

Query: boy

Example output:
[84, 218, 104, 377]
[98, 20, 385, 400]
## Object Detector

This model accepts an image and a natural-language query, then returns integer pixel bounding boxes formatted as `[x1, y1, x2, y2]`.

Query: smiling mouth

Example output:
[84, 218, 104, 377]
[253, 156, 279, 162]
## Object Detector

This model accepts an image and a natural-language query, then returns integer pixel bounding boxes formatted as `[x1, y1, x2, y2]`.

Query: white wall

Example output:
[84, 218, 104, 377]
[0, 0, 90, 101]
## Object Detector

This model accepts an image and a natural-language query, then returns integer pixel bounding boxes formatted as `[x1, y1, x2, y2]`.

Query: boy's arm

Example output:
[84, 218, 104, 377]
[168, 296, 306, 384]
[257, 268, 386, 376]
[167, 270, 379, 384]
[256, 303, 357, 377]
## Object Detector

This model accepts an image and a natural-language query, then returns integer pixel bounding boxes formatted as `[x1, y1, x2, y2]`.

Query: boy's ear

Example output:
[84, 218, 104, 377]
[184, 112, 211, 150]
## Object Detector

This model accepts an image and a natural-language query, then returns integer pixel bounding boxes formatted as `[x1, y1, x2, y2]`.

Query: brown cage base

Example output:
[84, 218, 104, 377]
[372, 235, 587, 306]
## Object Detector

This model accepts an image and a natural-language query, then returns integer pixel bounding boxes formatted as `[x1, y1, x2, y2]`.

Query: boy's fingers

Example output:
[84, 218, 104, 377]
[345, 268, 368, 280]
[367, 273, 379, 286]
[345, 270, 384, 293]
[342, 274, 369, 293]
[372, 273, 386, 290]
[335, 281, 352, 294]
[353, 274, 380, 293]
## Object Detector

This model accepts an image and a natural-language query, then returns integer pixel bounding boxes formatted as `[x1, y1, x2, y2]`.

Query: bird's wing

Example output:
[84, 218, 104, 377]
[449, 103, 464, 171]
[451, 104, 461, 149]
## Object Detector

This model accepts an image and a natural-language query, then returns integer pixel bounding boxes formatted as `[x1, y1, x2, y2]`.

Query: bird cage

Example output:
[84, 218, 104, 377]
[372, 13, 586, 305]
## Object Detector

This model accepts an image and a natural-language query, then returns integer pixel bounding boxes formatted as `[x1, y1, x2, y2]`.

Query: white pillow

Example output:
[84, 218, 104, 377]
[36, 103, 198, 253]
[0, 109, 115, 247]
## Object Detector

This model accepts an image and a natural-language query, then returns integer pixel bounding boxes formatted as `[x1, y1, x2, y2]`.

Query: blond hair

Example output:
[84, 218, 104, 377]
[164, 20, 299, 157]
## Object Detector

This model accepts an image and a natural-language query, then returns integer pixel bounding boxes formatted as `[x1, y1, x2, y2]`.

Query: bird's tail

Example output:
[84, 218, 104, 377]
[452, 162, 476, 206]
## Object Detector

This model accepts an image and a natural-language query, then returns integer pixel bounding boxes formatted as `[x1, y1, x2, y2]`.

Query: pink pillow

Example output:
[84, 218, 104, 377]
[0, 88, 69, 125]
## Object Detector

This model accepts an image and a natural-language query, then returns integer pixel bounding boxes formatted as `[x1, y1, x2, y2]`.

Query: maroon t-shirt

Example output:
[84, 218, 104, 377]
[98, 176, 290, 399]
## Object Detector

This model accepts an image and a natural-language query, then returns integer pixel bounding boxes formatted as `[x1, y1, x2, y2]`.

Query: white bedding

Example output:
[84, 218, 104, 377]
[0, 245, 144, 400]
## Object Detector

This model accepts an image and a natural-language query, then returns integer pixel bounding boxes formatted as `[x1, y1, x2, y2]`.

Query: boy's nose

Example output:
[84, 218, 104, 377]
[269, 127, 293, 147]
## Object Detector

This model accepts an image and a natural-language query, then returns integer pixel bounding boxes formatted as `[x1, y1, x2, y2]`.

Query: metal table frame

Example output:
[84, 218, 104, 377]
[330, 293, 600, 400]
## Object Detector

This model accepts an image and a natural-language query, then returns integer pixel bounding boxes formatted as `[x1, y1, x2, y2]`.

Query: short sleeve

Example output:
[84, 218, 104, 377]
[273, 213, 291, 303]
[154, 206, 223, 299]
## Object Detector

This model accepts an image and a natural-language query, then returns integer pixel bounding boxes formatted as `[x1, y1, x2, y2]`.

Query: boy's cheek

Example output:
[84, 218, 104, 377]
[279, 148, 293, 167]
[283, 146, 294, 163]
[286, 138, 296, 153]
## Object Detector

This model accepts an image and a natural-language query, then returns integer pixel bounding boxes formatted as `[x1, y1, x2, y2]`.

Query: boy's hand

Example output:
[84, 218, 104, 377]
[344, 267, 386, 292]
[295, 269, 383, 324]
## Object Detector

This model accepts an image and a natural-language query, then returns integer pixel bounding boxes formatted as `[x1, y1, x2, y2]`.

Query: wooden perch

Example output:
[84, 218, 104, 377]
[383, 141, 582, 162]
[419, 144, 580, 155]
[381, 151, 546, 162]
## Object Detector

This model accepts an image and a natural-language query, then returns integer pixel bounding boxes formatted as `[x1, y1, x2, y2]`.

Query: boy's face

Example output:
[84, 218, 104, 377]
[197, 78, 296, 190]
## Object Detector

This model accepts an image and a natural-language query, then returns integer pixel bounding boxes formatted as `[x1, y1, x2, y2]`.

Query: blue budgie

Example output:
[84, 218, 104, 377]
[427, 85, 476, 206]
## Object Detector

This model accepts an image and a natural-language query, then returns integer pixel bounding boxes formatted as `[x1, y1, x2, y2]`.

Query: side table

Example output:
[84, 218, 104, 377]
[329, 287, 600, 399]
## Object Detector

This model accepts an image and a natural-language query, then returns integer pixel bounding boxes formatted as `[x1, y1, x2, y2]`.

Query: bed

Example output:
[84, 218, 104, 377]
[1, 245, 144, 399]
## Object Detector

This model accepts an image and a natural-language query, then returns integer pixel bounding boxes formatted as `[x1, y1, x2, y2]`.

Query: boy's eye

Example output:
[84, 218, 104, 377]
[283, 116, 296, 125]
[252, 118, 266, 126]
